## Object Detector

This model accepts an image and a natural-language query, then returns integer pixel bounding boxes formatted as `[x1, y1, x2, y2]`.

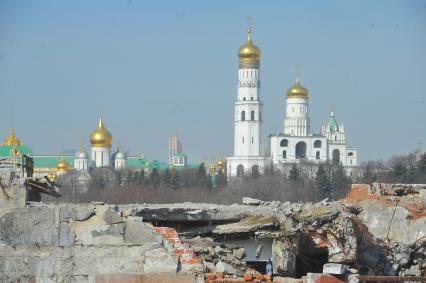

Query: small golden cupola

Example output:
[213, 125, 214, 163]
[287, 67, 309, 98]
[47, 171, 57, 181]
[90, 116, 113, 147]
[1, 128, 22, 146]
[56, 155, 70, 172]
[238, 18, 261, 61]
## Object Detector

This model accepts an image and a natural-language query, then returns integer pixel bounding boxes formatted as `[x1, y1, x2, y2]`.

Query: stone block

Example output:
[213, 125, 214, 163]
[273, 277, 298, 283]
[419, 189, 426, 200]
[233, 248, 246, 260]
[272, 239, 297, 276]
[242, 197, 264, 206]
[322, 263, 348, 275]
[0, 207, 60, 246]
[102, 208, 123, 225]
[58, 222, 74, 246]
[216, 261, 236, 275]
[59, 204, 95, 222]
[306, 273, 345, 283]
[124, 222, 152, 245]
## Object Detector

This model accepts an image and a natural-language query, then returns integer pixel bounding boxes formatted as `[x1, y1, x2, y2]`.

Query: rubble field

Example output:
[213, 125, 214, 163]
[1, 173, 425, 282]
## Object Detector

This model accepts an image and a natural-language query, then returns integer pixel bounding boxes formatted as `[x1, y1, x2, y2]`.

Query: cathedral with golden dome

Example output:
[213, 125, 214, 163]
[227, 19, 358, 178]
[0, 116, 181, 180]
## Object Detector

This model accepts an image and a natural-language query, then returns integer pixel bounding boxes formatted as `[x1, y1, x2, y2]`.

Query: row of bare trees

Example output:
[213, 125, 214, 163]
[361, 152, 426, 184]
[45, 162, 353, 204]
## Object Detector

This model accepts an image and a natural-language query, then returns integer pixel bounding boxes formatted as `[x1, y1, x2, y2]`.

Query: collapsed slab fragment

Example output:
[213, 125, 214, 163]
[0, 203, 178, 282]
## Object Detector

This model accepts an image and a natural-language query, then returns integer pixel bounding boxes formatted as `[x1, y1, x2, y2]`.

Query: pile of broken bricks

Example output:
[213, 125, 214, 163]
[152, 226, 203, 272]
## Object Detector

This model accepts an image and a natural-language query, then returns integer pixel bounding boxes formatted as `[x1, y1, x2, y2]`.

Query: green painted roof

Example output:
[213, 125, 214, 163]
[329, 112, 339, 132]
[174, 152, 187, 157]
[0, 145, 33, 157]
[33, 155, 74, 168]
[127, 156, 149, 168]
[1, 146, 200, 170]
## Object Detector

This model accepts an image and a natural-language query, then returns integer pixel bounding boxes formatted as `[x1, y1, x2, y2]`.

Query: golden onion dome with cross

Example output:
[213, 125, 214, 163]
[56, 155, 70, 172]
[238, 17, 261, 61]
[287, 66, 309, 98]
[1, 128, 22, 146]
[90, 116, 113, 147]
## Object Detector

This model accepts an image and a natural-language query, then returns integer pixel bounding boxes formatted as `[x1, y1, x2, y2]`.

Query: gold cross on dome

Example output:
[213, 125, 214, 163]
[246, 16, 253, 30]
[296, 64, 301, 82]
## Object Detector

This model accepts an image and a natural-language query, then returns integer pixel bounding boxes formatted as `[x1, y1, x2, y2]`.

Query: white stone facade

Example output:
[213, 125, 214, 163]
[227, 156, 269, 178]
[114, 152, 127, 169]
[90, 146, 111, 168]
[271, 92, 358, 175]
[74, 151, 89, 171]
[226, 31, 269, 178]
[172, 154, 187, 167]
[284, 97, 310, 136]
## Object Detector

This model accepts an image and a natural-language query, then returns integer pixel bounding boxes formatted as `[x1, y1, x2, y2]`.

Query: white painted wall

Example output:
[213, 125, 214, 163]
[283, 97, 310, 136]
[74, 158, 88, 171]
[91, 146, 111, 167]
[114, 158, 127, 169]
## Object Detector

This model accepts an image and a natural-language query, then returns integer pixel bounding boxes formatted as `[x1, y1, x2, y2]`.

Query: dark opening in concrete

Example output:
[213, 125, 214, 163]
[295, 246, 328, 277]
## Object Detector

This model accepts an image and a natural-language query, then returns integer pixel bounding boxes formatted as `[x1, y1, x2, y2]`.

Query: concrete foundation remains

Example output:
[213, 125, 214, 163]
[1, 175, 425, 282]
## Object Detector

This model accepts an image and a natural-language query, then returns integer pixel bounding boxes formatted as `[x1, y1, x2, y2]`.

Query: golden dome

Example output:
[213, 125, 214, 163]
[1, 128, 22, 146]
[287, 74, 309, 98]
[90, 116, 112, 147]
[217, 160, 224, 168]
[56, 155, 70, 172]
[238, 28, 261, 60]
[47, 171, 57, 181]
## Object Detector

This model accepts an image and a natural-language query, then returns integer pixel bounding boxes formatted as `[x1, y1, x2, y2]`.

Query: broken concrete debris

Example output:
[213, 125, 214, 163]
[1, 177, 425, 282]
[322, 263, 348, 275]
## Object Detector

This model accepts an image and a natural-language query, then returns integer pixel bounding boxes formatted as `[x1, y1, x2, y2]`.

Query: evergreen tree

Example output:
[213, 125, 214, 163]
[137, 170, 145, 185]
[163, 168, 171, 186]
[252, 166, 260, 179]
[416, 154, 426, 182]
[197, 163, 206, 177]
[404, 165, 418, 183]
[289, 164, 299, 180]
[170, 170, 181, 189]
[417, 154, 426, 175]
[117, 172, 122, 186]
[196, 163, 209, 187]
[331, 165, 350, 199]
[127, 170, 133, 184]
[315, 164, 332, 200]
[216, 170, 227, 187]
[390, 161, 407, 183]
[149, 168, 160, 188]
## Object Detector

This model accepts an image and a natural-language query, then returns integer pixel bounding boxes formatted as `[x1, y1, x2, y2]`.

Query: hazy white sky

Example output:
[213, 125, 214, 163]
[0, 0, 425, 163]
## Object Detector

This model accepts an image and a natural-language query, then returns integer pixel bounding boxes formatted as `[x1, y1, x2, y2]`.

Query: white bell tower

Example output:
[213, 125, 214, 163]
[227, 18, 269, 178]
[284, 67, 311, 136]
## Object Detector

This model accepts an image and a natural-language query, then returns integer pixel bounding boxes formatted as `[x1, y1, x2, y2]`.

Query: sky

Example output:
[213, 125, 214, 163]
[0, 0, 425, 163]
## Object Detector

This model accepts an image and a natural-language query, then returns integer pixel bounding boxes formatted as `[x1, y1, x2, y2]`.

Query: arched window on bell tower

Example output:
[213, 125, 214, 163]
[241, 111, 246, 121]
[251, 111, 255, 121]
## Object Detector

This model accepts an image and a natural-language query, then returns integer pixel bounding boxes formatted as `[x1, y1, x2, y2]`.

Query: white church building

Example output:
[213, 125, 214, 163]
[269, 73, 358, 170]
[227, 22, 358, 178]
[73, 116, 128, 171]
